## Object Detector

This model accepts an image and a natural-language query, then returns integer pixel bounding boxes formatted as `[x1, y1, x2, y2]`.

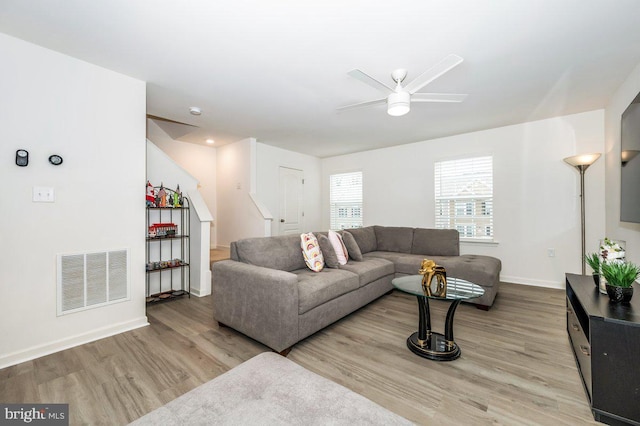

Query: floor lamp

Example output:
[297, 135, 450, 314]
[563, 153, 601, 275]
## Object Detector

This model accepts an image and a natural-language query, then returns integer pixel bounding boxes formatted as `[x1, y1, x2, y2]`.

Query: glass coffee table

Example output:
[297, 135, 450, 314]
[392, 275, 484, 361]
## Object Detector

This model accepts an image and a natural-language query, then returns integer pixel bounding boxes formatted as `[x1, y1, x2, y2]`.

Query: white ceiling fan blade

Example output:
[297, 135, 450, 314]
[412, 93, 468, 103]
[347, 69, 394, 93]
[337, 98, 386, 112]
[404, 54, 464, 95]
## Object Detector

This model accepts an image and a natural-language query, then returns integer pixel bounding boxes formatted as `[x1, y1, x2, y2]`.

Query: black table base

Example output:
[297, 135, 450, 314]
[407, 296, 463, 361]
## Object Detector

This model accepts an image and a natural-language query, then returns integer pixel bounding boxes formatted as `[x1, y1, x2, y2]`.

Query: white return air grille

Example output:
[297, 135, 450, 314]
[57, 249, 129, 315]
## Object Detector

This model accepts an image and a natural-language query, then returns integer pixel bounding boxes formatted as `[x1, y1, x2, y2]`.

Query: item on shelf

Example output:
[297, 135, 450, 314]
[168, 258, 182, 267]
[146, 180, 156, 207]
[174, 184, 182, 207]
[149, 223, 178, 238]
[157, 183, 167, 207]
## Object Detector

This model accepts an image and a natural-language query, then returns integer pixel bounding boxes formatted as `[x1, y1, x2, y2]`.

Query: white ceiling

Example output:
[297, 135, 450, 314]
[2, 0, 640, 158]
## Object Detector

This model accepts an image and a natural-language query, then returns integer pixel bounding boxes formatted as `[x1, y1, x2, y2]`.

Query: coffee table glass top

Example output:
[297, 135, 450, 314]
[392, 275, 484, 300]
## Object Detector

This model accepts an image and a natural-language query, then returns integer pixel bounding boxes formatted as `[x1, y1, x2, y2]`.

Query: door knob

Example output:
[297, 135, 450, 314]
[280, 219, 285, 223]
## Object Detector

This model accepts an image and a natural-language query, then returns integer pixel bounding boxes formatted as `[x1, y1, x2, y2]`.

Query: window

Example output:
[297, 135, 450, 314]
[434, 156, 493, 240]
[330, 171, 363, 230]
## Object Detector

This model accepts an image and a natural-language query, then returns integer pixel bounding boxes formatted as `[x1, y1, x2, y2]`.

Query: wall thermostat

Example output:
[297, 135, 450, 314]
[16, 149, 29, 167]
[49, 154, 63, 166]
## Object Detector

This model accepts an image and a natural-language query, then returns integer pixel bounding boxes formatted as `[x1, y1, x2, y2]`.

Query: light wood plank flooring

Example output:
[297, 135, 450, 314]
[210, 247, 230, 263]
[0, 283, 598, 425]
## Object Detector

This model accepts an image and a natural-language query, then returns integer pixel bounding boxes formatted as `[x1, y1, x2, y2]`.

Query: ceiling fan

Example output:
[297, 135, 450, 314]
[338, 54, 467, 117]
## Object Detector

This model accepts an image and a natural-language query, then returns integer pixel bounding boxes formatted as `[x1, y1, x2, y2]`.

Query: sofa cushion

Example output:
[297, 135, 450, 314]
[318, 234, 340, 268]
[339, 257, 395, 287]
[235, 234, 306, 272]
[301, 232, 324, 272]
[293, 268, 360, 314]
[342, 231, 363, 261]
[328, 230, 348, 265]
[435, 255, 501, 288]
[345, 226, 377, 254]
[411, 228, 460, 256]
[365, 252, 425, 275]
[374, 226, 414, 253]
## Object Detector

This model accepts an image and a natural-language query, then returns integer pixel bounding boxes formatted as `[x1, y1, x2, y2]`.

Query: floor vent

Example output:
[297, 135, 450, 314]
[58, 249, 129, 315]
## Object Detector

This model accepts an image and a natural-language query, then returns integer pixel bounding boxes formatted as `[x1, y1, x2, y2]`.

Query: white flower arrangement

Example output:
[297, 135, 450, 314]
[600, 237, 626, 264]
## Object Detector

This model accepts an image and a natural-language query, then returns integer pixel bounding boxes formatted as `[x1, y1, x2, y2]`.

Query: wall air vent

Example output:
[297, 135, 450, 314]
[57, 249, 129, 315]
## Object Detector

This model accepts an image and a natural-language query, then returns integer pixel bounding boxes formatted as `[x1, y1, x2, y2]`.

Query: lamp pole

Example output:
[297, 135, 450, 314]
[563, 153, 601, 275]
[578, 165, 587, 275]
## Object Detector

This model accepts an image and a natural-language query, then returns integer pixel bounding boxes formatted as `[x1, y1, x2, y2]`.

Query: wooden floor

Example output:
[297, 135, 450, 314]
[210, 247, 230, 263]
[0, 283, 599, 425]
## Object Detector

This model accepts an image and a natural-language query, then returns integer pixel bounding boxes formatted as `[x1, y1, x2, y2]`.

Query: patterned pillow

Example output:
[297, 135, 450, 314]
[328, 230, 349, 265]
[300, 232, 324, 272]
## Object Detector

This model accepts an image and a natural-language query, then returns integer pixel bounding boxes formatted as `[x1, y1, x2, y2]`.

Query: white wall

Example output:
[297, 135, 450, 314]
[322, 110, 606, 288]
[605, 61, 640, 263]
[147, 120, 217, 247]
[0, 34, 147, 368]
[216, 138, 265, 246]
[256, 143, 322, 233]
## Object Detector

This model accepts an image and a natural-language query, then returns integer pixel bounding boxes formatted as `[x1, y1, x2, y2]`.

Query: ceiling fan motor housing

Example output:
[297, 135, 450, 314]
[387, 91, 411, 116]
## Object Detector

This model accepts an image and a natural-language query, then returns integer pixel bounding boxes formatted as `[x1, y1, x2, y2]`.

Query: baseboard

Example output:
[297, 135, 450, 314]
[501, 275, 564, 289]
[190, 287, 211, 297]
[0, 316, 149, 369]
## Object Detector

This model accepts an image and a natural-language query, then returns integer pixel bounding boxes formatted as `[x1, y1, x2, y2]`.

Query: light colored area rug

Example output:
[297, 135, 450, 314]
[129, 352, 413, 425]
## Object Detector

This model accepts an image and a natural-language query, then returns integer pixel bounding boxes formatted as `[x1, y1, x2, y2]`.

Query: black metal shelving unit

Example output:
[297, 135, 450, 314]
[146, 188, 190, 303]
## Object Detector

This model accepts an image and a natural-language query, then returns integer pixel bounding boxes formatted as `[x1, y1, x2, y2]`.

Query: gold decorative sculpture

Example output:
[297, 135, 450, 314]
[418, 259, 447, 297]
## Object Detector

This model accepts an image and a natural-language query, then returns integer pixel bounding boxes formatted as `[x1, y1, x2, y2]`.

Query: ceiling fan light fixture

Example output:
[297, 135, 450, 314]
[387, 92, 410, 116]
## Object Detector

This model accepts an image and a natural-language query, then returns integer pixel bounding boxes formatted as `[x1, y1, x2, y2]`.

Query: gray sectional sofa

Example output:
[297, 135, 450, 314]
[212, 226, 501, 354]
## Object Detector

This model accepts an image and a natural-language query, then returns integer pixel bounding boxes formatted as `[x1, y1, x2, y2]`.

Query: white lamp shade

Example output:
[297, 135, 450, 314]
[621, 149, 640, 164]
[387, 92, 410, 116]
[563, 153, 601, 167]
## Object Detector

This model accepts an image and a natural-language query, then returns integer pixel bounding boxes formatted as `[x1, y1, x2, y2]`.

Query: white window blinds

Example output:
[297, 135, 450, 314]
[330, 171, 363, 230]
[434, 156, 493, 240]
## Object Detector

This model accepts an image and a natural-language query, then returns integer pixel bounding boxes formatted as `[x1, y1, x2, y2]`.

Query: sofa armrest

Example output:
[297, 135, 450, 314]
[212, 260, 300, 352]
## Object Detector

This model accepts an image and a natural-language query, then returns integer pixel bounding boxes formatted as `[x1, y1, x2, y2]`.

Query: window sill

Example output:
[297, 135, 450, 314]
[460, 239, 499, 246]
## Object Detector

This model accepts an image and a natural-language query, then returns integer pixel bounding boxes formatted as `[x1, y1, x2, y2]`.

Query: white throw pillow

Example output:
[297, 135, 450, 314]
[328, 230, 349, 265]
[301, 232, 324, 272]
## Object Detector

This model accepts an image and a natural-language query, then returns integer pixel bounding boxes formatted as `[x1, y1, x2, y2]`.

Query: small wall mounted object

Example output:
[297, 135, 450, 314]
[15, 149, 29, 166]
[48, 154, 63, 165]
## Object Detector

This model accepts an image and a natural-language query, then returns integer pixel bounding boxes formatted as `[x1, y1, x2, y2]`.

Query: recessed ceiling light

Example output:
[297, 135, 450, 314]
[206, 139, 215, 144]
[189, 107, 201, 115]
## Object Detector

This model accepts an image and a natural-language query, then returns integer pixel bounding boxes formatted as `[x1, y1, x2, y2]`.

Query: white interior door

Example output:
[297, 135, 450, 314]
[279, 167, 304, 235]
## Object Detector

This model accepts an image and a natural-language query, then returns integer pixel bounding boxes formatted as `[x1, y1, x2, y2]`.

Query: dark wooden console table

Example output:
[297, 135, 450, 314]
[566, 273, 640, 425]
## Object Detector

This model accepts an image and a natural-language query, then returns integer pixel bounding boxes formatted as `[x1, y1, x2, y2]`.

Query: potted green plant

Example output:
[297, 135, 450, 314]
[600, 261, 640, 303]
[584, 253, 601, 287]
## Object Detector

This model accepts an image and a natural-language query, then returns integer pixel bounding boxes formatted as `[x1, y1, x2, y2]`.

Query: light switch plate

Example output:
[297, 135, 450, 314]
[33, 186, 55, 202]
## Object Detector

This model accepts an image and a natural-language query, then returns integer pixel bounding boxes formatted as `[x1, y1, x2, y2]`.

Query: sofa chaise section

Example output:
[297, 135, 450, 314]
[349, 226, 501, 309]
